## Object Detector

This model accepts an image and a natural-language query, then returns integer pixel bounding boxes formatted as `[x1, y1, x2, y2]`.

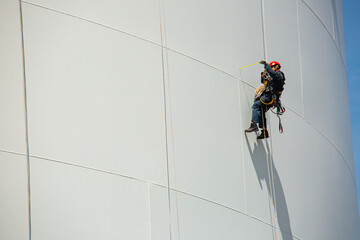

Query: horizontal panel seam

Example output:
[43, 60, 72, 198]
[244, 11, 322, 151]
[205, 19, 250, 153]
[12, 0, 358, 194]
[20, 0, 356, 217]
[27, 154, 303, 239]
[29, 154, 161, 186]
[21, 1, 237, 80]
[172, 189, 303, 240]
[300, 0, 347, 73]
[21, 1, 160, 47]
[0, 149, 27, 157]
[22, 0, 346, 76]
[20, 1, 240, 80]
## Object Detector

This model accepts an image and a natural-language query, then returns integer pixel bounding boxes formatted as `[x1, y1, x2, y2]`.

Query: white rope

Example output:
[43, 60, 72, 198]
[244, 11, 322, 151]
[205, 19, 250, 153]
[264, 112, 280, 240]
[260, 0, 280, 237]
[157, 1, 173, 239]
[240, 66, 279, 239]
[261, 108, 277, 234]
[161, 1, 181, 239]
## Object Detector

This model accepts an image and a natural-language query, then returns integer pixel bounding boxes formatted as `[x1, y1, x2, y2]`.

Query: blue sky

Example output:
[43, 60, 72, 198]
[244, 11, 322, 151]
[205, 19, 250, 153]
[343, 0, 360, 211]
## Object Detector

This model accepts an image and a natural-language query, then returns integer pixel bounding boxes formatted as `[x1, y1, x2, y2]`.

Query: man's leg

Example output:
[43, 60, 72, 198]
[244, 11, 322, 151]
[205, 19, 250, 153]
[257, 105, 269, 139]
[259, 105, 267, 129]
[245, 100, 262, 132]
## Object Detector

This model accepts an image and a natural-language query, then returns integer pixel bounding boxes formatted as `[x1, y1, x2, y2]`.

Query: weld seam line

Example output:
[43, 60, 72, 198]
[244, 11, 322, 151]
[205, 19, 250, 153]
[165, 47, 237, 78]
[160, 2, 182, 240]
[29, 154, 163, 186]
[20, 0, 355, 223]
[26, 154, 303, 240]
[296, 0, 305, 117]
[172, 189, 303, 240]
[295, 3, 357, 188]
[299, 0, 347, 73]
[147, 183, 153, 240]
[22, 0, 346, 77]
[0, 149, 27, 157]
[19, 1, 32, 239]
[16, 0, 358, 193]
[236, 79, 248, 212]
[21, 1, 158, 46]
[157, 0, 173, 239]
[21, 1, 236, 80]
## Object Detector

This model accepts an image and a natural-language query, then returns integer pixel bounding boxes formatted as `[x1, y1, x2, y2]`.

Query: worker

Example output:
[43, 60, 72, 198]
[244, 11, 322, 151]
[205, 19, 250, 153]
[245, 60, 285, 139]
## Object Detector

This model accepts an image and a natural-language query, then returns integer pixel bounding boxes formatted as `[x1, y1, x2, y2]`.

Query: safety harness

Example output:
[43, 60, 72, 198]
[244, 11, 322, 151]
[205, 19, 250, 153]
[260, 71, 286, 133]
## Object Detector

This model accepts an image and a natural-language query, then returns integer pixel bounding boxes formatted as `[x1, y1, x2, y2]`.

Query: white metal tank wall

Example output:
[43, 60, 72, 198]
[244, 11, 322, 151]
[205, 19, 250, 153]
[0, 0, 359, 240]
[0, 1, 29, 239]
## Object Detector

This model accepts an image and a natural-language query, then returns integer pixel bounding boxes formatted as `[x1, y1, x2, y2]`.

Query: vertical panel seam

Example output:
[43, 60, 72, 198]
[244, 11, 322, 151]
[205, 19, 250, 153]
[331, 1, 335, 38]
[260, 1, 280, 239]
[160, 1, 182, 239]
[18, 0, 31, 239]
[296, 1, 356, 184]
[237, 78, 248, 213]
[157, 1, 173, 239]
[260, 0, 268, 61]
[148, 184, 153, 240]
[296, 0, 305, 117]
[299, 0, 347, 73]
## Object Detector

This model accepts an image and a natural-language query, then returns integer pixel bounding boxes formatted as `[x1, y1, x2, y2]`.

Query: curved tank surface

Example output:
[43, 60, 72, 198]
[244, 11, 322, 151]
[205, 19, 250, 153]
[1, 0, 359, 239]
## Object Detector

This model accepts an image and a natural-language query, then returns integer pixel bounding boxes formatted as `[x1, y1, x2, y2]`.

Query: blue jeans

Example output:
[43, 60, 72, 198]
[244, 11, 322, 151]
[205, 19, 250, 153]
[251, 96, 271, 128]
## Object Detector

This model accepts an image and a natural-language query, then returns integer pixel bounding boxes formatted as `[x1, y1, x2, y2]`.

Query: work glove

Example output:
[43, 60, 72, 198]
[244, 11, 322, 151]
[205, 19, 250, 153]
[259, 60, 266, 65]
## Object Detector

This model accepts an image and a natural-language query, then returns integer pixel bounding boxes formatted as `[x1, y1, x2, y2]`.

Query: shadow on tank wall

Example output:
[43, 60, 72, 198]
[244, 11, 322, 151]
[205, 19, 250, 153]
[245, 136, 293, 240]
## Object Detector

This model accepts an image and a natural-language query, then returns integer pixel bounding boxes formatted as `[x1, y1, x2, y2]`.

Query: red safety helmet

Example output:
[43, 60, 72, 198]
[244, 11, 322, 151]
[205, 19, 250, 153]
[269, 61, 281, 69]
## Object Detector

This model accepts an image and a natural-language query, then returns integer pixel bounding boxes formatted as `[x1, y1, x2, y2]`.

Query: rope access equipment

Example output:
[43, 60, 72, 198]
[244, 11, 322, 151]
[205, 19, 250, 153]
[239, 62, 286, 133]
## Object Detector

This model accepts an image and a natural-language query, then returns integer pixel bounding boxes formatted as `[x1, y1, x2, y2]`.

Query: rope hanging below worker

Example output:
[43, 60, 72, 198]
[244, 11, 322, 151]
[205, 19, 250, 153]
[271, 103, 286, 133]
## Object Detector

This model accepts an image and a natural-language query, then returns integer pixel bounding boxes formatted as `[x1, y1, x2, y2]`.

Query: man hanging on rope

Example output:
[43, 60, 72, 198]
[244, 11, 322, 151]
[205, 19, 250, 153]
[245, 60, 285, 139]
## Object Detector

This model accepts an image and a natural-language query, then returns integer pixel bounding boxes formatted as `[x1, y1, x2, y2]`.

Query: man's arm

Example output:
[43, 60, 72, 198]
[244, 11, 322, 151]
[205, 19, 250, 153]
[260, 60, 283, 80]
[264, 63, 282, 80]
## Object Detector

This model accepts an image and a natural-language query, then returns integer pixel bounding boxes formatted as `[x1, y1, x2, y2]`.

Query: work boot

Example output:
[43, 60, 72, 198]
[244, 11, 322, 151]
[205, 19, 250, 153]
[245, 122, 258, 133]
[257, 130, 269, 139]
